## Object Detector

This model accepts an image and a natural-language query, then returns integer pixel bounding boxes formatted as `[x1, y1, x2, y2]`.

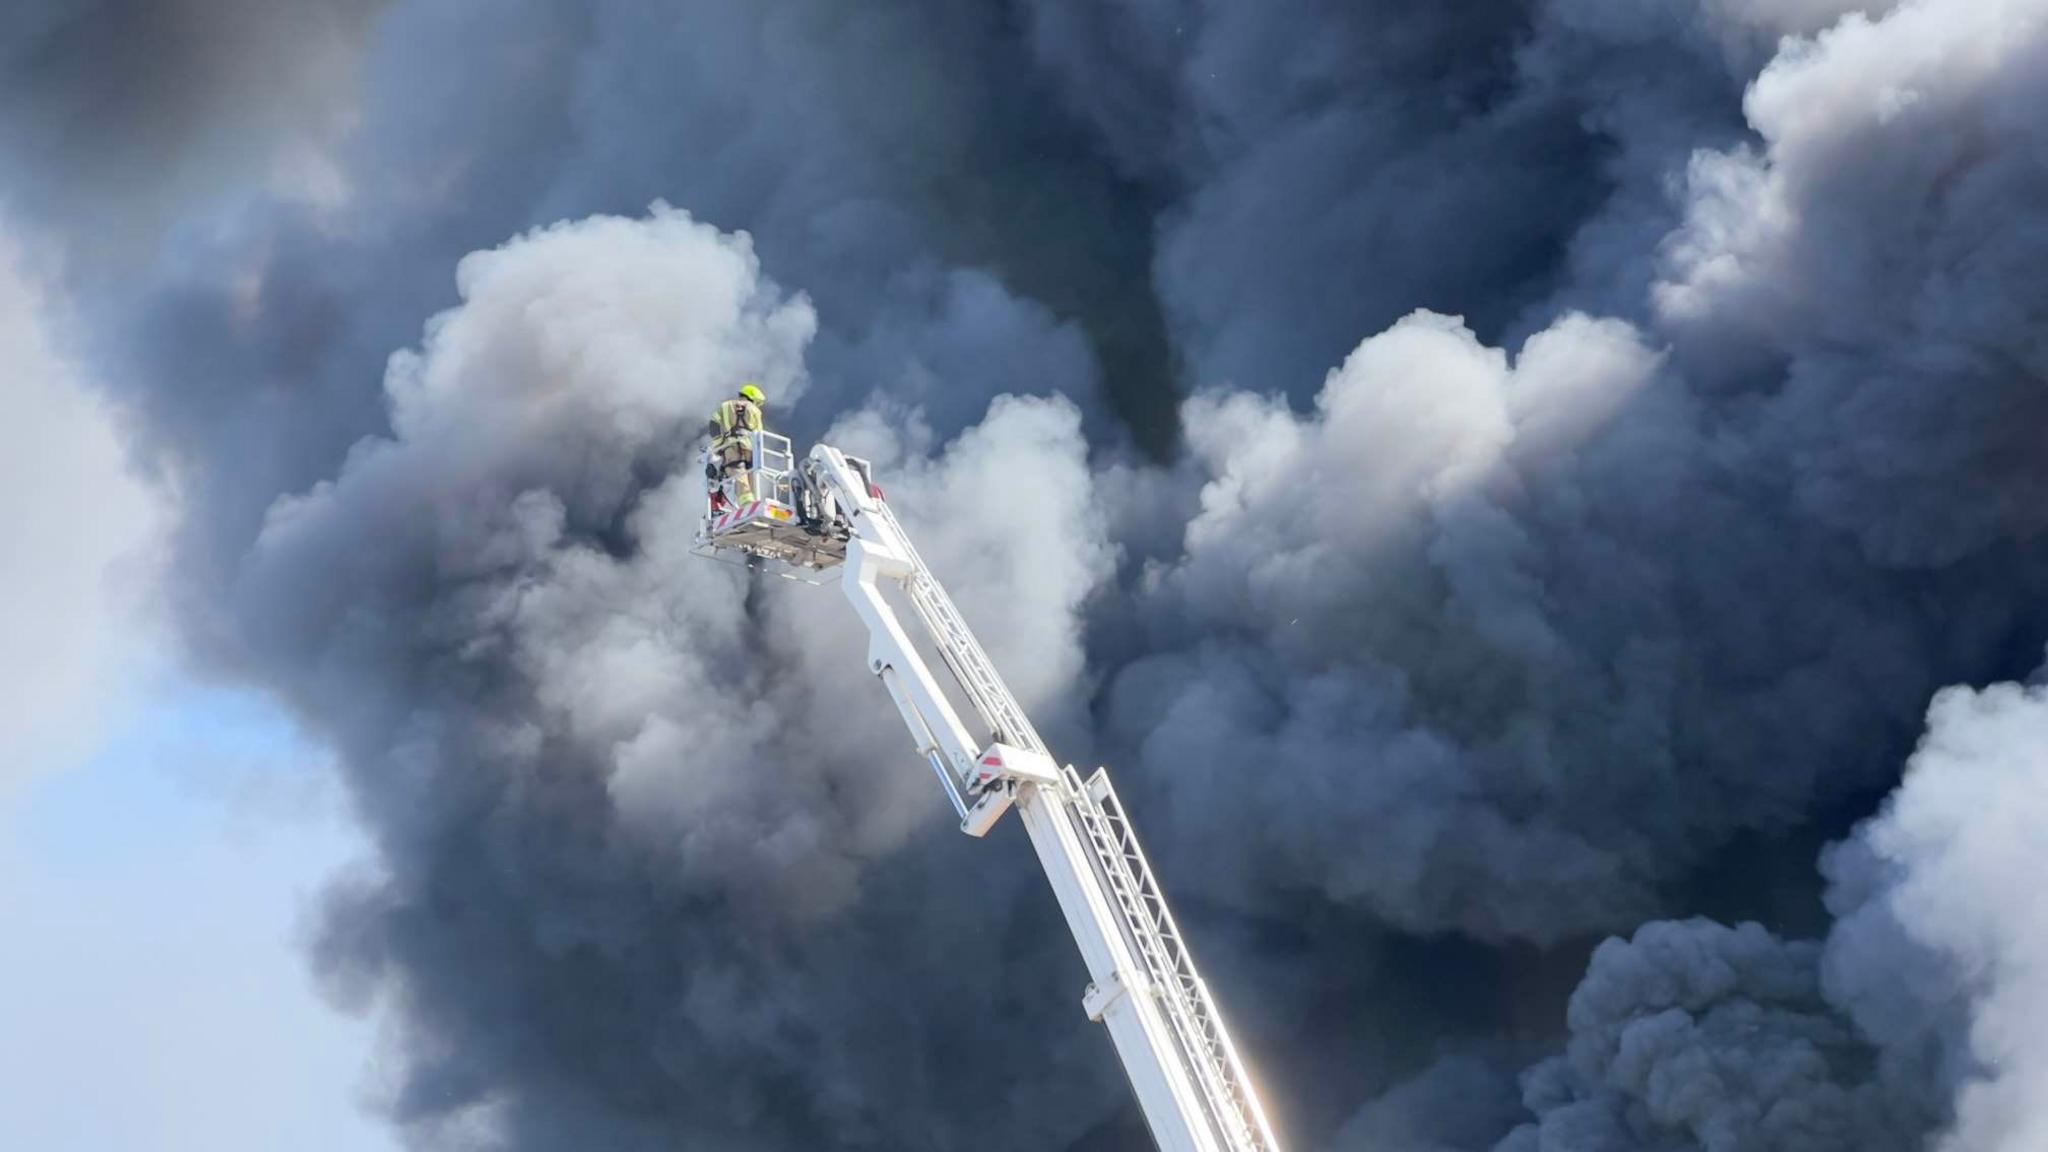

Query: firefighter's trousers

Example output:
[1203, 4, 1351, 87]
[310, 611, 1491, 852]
[716, 439, 756, 504]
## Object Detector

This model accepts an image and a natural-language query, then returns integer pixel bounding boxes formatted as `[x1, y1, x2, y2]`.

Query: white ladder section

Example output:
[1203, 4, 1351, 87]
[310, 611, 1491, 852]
[876, 501, 1044, 753]
[803, 447, 1283, 1152]
[1067, 767, 1283, 1152]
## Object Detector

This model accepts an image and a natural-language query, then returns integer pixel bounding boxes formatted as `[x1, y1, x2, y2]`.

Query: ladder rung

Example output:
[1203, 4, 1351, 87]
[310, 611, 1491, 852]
[1065, 780, 1279, 1152]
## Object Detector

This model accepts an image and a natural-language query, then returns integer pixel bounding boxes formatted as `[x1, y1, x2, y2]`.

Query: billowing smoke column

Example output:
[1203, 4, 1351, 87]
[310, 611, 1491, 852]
[8, 0, 2048, 1148]
[236, 210, 1124, 1147]
[1494, 667, 2048, 1152]
[1116, 0, 2048, 940]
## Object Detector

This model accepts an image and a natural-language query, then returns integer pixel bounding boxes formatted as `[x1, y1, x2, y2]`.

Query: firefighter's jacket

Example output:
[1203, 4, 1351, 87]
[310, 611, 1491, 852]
[709, 397, 763, 453]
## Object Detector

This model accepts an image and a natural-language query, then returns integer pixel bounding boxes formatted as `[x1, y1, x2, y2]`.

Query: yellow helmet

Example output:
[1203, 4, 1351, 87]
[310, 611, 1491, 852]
[738, 383, 766, 405]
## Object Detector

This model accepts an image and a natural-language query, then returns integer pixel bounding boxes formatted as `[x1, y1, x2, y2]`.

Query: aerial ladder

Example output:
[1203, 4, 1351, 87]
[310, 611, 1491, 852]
[695, 431, 1285, 1152]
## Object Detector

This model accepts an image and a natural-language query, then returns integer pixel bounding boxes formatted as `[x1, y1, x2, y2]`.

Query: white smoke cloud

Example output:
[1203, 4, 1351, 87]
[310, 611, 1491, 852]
[1824, 677, 2048, 1152]
[1655, 0, 2048, 566]
[234, 206, 1121, 1145]
[243, 205, 813, 644]
[495, 388, 1111, 923]
[247, 203, 1109, 915]
[1112, 310, 1679, 941]
[820, 392, 1115, 732]
[0, 232, 165, 790]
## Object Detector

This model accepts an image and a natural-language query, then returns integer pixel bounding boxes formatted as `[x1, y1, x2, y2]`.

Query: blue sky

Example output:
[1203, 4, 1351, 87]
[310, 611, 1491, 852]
[0, 684, 398, 1152]
[3, 232, 395, 1151]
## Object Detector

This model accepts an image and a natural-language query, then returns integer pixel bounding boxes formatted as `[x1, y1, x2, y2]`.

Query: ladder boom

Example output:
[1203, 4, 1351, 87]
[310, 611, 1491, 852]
[717, 444, 1284, 1152]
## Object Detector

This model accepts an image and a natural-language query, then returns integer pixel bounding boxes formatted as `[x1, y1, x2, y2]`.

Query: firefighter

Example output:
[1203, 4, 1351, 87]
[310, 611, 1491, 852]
[709, 382, 767, 505]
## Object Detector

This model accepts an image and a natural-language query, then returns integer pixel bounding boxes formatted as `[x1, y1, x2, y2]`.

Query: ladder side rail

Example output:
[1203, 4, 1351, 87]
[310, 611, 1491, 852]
[1014, 785, 1230, 1152]
[1092, 777, 1276, 1150]
[838, 536, 982, 816]
[874, 500, 1045, 753]
[1066, 775, 1261, 1151]
[820, 454, 1223, 1149]
[904, 570, 1041, 753]
[1195, 973, 1282, 1152]
[805, 444, 1277, 1152]
[1083, 772, 1283, 1151]
[881, 531, 1263, 1149]
[812, 444, 1042, 754]
[812, 449, 1022, 765]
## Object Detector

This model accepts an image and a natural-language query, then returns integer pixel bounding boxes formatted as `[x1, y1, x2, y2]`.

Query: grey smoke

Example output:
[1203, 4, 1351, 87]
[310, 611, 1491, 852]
[0, 0, 386, 263]
[243, 209, 1123, 1147]
[1502, 663, 2048, 1152]
[1020, 0, 1609, 396]
[1105, 0, 2048, 945]
[7, 0, 2048, 1149]
[1497, 918, 1916, 1152]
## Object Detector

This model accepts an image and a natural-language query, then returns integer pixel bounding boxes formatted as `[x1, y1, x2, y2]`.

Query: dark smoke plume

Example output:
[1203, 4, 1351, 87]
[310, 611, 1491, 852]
[0, 0, 386, 264]
[8, 0, 2048, 1149]
[1500, 664, 2048, 1152]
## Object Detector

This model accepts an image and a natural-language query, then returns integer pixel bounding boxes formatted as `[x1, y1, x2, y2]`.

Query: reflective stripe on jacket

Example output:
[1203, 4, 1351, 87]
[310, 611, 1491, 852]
[710, 397, 763, 443]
